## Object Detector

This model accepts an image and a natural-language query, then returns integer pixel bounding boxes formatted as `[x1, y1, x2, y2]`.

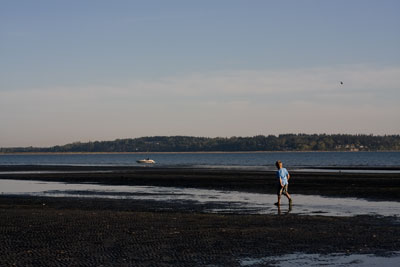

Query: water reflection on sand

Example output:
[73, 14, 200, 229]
[240, 252, 400, 266]
[0, 179, 399, 217]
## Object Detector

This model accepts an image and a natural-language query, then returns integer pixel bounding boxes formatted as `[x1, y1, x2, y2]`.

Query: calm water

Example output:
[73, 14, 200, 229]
[0, 152, 399, 168]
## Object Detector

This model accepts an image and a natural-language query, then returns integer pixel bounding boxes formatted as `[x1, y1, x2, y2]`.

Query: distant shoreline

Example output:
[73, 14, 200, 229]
[1, 135, 399, 153]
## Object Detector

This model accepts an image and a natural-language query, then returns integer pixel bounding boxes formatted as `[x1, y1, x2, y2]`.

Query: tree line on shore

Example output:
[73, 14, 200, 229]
[1, 134, 400, 153]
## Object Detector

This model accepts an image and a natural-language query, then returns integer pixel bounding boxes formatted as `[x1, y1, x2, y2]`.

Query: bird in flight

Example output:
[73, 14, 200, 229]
[340, 81, 343, 85]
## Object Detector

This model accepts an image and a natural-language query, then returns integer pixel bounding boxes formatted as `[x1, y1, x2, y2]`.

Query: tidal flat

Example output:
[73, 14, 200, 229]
[0, 166, 399, 266]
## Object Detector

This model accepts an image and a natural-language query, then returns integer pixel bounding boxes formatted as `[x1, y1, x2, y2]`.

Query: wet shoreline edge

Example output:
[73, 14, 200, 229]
[1, 165, 399, 201]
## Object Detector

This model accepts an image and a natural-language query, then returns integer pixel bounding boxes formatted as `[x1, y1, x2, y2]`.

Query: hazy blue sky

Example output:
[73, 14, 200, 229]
[1, 0, 399, 147]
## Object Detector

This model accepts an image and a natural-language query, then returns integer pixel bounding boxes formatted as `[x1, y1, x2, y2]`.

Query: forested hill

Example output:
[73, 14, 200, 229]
[1, 134, 400, 153]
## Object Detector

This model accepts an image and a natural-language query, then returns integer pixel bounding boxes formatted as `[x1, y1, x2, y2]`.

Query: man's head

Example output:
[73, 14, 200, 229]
[275, 160, 282, 169]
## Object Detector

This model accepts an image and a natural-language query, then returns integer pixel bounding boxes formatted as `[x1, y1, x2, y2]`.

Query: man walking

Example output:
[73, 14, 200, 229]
[275, 160, 292, 206]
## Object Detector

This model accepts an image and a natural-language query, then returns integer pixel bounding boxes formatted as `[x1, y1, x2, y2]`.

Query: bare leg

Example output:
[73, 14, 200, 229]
[275, 194, 281, 206]
[285, 192, 293, 206]
[275, 186, 283, 206]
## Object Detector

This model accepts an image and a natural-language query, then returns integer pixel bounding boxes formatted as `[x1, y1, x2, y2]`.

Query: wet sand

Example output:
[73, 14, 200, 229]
[0, 166, 399, 266]
[1, 165, 399, 201]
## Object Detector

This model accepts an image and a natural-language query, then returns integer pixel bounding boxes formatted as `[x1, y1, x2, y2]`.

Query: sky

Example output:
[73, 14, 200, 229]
[1, 0, 399, 147]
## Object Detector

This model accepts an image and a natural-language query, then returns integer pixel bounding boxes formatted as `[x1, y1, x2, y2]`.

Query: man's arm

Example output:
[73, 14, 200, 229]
[287, 173, 290, 181]
[280, 177, 284, 187]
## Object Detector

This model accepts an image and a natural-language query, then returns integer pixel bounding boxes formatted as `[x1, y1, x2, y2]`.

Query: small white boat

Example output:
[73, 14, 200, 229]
[136, 158, 156, 164]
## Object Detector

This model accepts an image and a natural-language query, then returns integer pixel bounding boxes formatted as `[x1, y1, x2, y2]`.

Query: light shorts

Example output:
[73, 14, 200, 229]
[277, 184, 289, 196]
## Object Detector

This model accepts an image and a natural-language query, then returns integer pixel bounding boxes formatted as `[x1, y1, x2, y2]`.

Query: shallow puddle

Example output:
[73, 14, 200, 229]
[0, 179, 399, 217]
[0, 170, 114, 175]
[240, 252, 400, 266]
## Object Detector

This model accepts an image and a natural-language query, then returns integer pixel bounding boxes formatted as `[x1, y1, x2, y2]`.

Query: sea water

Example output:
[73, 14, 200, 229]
[0, 151, 399, 169]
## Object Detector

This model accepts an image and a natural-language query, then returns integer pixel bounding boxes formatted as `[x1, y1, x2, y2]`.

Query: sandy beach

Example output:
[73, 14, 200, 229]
[0, 166, 399, 266]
